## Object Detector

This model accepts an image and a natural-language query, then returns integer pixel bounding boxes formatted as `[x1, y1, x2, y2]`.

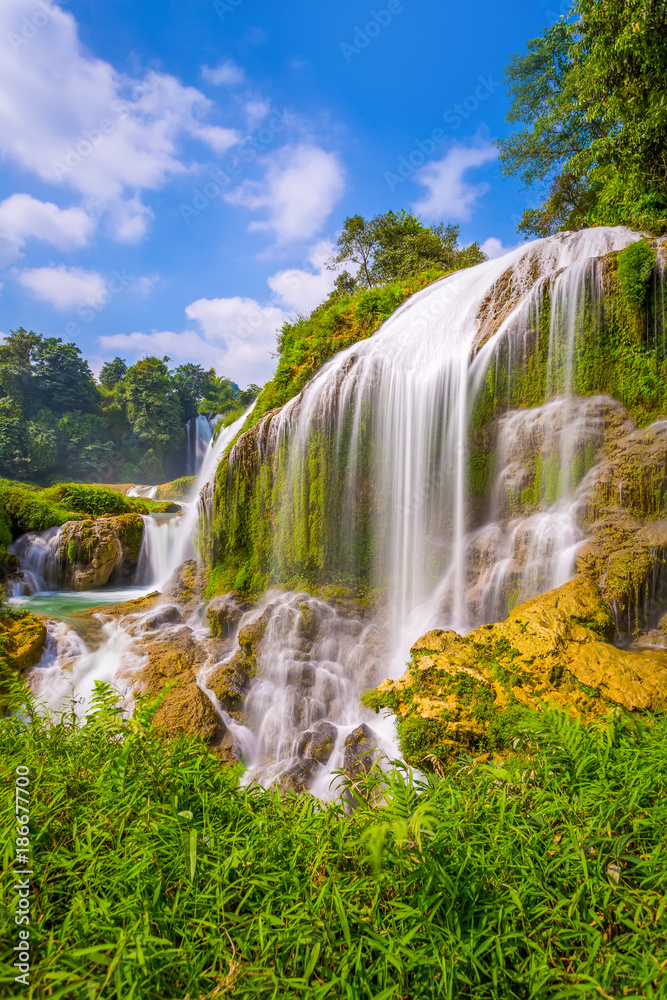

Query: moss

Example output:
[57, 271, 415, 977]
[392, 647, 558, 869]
[0, 608, 47, 713]
[617, 239, 656, 309]
[67, 538, 77, 562]
[154, 477, 196, 501]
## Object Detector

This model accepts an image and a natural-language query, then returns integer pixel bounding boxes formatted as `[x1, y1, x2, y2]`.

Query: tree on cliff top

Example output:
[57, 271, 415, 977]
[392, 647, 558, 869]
[499, 0, 667, 236]
[328, 210, 486, 288]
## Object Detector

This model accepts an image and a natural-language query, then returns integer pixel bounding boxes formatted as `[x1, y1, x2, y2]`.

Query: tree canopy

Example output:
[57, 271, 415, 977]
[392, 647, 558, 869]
[328, 211, 486, 288]
[499, 0, 667, 236]
[0, 330, 258, 484]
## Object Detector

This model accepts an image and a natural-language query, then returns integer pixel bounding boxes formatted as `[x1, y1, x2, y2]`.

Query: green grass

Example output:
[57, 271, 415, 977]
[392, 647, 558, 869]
[1, 686, 666, 999]
[0, 479, 175, 542]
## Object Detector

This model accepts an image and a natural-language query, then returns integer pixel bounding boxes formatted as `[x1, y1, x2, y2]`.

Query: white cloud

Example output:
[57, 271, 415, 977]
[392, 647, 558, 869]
[245, 99, 270, 128]
[96, 242, 345, 384]
[202, 60, 245, 86]
[480, 237, 523, 260]
[268, 240, 337, 313]
[98, 329, 223, 366]
[0, 193, 94, 263]
[412, 140, 498, 221]
[17, 265, 107, 311]
[226, 144, 345, 243]
[0, 0, 241, 242]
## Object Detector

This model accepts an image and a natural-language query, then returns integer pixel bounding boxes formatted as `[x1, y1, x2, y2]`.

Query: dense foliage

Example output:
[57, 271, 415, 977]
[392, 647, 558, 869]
[329, 211, 486, 289]
[1, 688, 665, 998]
[0, 480, 169, 541]
[499, 0, 667, 235]
[0, 332, 257, 484]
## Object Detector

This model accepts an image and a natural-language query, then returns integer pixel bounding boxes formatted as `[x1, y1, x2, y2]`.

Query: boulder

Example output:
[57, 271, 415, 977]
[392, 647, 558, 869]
[59, 513, 143, 590]
[279, 757, 320, 794]
[344, 723, 381, 780]
[207, 593, 247, 638]
[162, 559, 203, 610]
[296, 720, 338, 765]
[365, 576, 667, 765]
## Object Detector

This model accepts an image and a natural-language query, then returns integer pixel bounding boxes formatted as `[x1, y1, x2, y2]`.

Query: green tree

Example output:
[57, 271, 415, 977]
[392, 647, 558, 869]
[99, 357, 128, 389]
[499, 1, 667, 235]
[328, 210, 486, 287]
[123, 357, 184, 460]
[172, 364, 217, 422]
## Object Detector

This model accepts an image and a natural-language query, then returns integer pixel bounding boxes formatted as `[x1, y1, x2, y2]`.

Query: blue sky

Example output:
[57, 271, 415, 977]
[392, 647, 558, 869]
[0, 0, 564, 386]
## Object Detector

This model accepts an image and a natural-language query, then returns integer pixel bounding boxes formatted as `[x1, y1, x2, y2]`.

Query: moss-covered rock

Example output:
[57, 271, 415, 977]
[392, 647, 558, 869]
[154, 477, 196, 501]
[365, 577, 667, 767]
[0, 609, 47, 712]
[58, 513, 143, 590]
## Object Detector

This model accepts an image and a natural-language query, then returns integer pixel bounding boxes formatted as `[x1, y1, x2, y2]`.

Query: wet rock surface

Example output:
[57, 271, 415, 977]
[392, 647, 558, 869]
[206, 593, 247, 638]
[344, 723, 381, 780]
[59, 513, 144, 590]
[368, 576, 667, 762]
[297, 720, 338, 765]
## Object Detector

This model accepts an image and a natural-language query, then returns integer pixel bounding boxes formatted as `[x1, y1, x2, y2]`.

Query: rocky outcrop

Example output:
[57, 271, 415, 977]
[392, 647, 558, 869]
[59, 513, 143, 590]
[366, 577, 667, 766]
[207, 593, 248, 638]
[0, 609, 47, 712]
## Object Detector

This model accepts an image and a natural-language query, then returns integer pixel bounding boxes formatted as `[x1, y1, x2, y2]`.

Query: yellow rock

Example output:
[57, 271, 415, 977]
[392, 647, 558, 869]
[366, 576, 667, 760]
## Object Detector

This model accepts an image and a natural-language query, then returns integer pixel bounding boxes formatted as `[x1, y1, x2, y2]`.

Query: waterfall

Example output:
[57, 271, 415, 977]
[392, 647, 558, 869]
[20, 226, 655, 795]
[8, 526, 63, 593]
[185, 414, 214, 476]
[134, 408, 254, 591]
[217, 227, 640, 673]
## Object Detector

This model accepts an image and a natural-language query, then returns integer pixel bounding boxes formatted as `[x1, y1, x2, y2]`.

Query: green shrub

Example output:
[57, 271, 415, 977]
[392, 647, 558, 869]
[53, 482, 131, 517]
[618, 239, 656, 308]
[1, 692, 666, 998]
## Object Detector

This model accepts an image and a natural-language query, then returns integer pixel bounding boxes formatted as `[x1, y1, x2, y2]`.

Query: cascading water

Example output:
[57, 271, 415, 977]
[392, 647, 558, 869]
[185, 414, 213, 475]
[17, 227, 655, 795]
[8, 526, 63, 593]
[217, 227, 641, 675]
[20, 408, 254, 717]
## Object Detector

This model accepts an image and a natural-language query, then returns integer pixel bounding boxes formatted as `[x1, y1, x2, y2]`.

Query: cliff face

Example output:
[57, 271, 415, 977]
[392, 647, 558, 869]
[204, 238, 667, 625]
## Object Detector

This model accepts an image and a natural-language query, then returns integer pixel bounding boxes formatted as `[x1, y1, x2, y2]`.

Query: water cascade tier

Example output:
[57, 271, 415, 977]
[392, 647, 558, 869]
[14, 228, 667, 795]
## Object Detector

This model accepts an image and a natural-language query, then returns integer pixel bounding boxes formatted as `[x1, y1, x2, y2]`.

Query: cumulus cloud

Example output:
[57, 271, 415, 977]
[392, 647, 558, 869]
[412, 140, 497, 221]
[480, 236, 523, 260]
[202, 60, 245, 86]
[268, 240, 337, 313]
[98, 329, 223, 367]
[95, 241, 347, 383]
[226, 144, 345, 243]
[16, 265, 107, 311]
[0, 193, 93, 263]
[0, 0, 241, 242]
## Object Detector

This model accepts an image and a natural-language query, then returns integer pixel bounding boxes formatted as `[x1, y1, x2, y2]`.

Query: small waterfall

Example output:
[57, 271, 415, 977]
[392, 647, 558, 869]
[185, 414, 214, 476]
[26, 619, 147, 719]
[127, 485, 158, 499]
[134, 408, 253, 591]
[9, 527, 64, 592]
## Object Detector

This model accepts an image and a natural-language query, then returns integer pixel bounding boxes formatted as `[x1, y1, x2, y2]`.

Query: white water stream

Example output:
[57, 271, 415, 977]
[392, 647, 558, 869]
[12, 227, 648, 791]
